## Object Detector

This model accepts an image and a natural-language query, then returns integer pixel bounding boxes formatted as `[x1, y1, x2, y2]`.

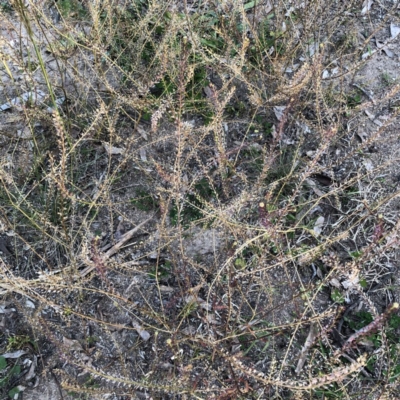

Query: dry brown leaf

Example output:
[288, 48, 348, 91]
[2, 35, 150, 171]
[63, 336, 83, 352]
[330, 278, 341, 288]
[1, 350, 27, 358]
[136, 125, 148, 140]
[295, 323, 319, 374]
[361, 0, 373, 14]
[390, 23, 400, 38]
[159, 285, 174, 293]
[313, 216, 325, 237]
[139, 147, 147, 162]
[25, 355, 37, 381]
[132, 319, 151, 341]
[273, 106, 286, 121]
[103, 142, 125, 155]
[185, 294, 212, 311]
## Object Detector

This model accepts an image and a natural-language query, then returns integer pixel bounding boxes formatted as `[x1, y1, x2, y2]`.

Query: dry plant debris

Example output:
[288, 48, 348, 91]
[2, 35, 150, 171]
[1, 0, 400, 399]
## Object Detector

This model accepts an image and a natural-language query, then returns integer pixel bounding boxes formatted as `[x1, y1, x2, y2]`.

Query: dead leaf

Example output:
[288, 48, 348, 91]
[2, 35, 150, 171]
[295, 323, 319, 374]
[363, 159, 374, 171]
[205, 314, 218, 324]
[25, 299, 35, 309]
[329, 278, 341, 288]
[139, 147, 147, 162]
[132, 319, 150, 341]
[305, 179, 325, 196]
[364, 109, 375, 119]
[182, 325, 196, 335]
[285, 64, 300, 73]
[0, 90, 46, 112]
[382, 47, 394, 58]
[390, 23, 400, 39]
[185, 294, 212, 311]
[270, 124, 277, 139]
[63, 336, 83, 352]
[273, 106, 286, 121]
[265, 0, 273, 14]
[378, 114, 390, 122]
[362, 49, 376, 59]
[342, 271, 360, 290]
[365, 110, 383, 126]
[1, 350, 28, 358]
[376, 40, 394, 58]
[159, 285, 174, 293]
[136, 125, 148, 140]
[284, 6, 295, 17]
[17, 127, 32, 139]
[0, 304, 16, 313]
[203, 85, 215, 99]
[356, 131, 368, 142]
[311, 173, 333, 186]
[313, 216, 325, 237]
[361, 0, 373, 14]
[331, 67, 339, 76]
[160, 362, 174, 369]
[306, 42, 318, 57]
[25, 355, 37, 380]
[306, 151, 314, 158]
[46, 96, 66, 113]
[103, 142, 125, 155]
[322, 70, 330, 79]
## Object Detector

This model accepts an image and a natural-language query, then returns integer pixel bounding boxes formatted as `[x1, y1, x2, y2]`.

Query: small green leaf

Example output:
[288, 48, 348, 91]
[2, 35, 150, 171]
[350, 250, 363, 259]
[287, 231, 295, 239]
[142, 111, 151, 121]
[331, 289, 345, 304]
[244, 0, 259, 10]
[234, 258, 246, 269]
[286, 214, 296, 221]
[130, 189, 156, 211]
[8, 386, 21, 398]
[389, 314, 400, 330]
[9, 365, 20, 376]
[200, 38, 222, 50]
[0, 356, 7, 370]
[359, 278, 367, 289]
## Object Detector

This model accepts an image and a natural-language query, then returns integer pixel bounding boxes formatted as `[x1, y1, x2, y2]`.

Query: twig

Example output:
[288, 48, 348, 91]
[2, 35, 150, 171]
[104, 214, 154, 257]
[295, 323, 319, 374]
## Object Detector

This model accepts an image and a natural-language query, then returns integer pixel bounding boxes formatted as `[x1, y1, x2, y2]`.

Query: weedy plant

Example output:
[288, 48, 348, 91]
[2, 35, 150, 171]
[0, 356, 22, 399]
[1, 0, 400, 398]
